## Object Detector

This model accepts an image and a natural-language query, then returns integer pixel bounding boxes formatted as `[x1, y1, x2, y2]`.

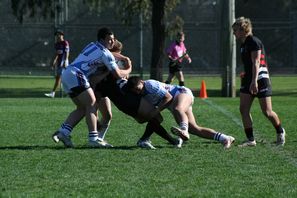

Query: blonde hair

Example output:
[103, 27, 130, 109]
[232, 17, 253, 35]
[110, 39, 123, 53]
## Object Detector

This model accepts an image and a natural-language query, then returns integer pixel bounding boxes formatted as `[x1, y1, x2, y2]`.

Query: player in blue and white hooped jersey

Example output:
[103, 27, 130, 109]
[126, 76, 235, 149]
[52, 27, 131, 148]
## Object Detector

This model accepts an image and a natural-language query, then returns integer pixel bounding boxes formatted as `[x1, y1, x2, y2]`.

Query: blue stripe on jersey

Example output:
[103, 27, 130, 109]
[169, 86, 179, 97]
[83, 46, 97, 56]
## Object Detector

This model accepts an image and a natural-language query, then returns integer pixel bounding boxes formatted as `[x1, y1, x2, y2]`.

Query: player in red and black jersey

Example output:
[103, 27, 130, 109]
[45, 30, 70, 98]
[232, 17, 285, 147]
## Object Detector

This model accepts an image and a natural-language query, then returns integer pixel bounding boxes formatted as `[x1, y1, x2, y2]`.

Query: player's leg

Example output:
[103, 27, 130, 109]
[136, 98, 180, 148]
[95, 97, 113, 147]
[165, 64, 175, 84]
[258, 97, 285, 145]
[53, 75, 62, 93]
[74, 88, 102, 146]
[96, 97, 112, 139]
[185, 107, 235, 149]
[45, 68, 62, 98]
[169, 93, 192, 140]
[176, 70, 185, 86]
[238, 92, 257, 147]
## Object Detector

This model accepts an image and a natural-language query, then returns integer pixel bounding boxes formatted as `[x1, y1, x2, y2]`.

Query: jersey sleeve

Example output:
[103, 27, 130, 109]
[248, 37, 261, 52]
[102, 50, 118, 71]
[65, 41, 70, 52]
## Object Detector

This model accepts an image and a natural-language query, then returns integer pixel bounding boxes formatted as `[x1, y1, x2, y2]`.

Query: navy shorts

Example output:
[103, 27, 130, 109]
[168, 61, 183, 74]
[240, 77, 272, 98]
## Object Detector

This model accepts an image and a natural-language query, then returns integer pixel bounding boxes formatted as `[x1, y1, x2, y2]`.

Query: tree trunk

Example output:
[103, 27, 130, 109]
[150, 0, 166, 80]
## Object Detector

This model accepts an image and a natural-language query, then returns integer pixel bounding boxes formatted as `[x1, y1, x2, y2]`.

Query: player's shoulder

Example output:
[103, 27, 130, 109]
[247, 35, 262, 44]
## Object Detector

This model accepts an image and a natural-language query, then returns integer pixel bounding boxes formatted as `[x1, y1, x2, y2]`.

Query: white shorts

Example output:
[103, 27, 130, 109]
[168, 87, 194, 111]
[61, 66, 90, 97]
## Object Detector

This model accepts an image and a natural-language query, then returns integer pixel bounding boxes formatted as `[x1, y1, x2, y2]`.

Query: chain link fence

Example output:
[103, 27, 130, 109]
[1, 0, 296, 76]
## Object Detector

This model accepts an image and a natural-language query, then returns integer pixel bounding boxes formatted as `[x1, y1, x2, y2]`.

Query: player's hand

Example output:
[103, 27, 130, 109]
[249, 81, 258, 95]
[188, 58, 192, 64]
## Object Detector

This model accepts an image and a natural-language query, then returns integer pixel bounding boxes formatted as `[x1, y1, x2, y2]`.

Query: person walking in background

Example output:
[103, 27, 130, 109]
[165, 31, 192, 86]
[232, 17, 285, 147]
[45, 29, 70, 98]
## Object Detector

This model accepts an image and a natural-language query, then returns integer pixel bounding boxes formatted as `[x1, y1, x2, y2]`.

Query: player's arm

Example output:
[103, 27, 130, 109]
[148, 92, 172, 119]
[112, 52, 132, 70]
[155, 92, 173, 112]
[250, 50, 261, 94]
[184, 53, 192, 63]
[103, 51, 132, 79]
[52, 54, 58, 69]
[63, 41, 70, 68]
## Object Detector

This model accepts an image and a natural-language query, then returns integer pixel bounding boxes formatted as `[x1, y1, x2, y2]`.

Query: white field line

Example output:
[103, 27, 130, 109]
[203, 99, 297, 168]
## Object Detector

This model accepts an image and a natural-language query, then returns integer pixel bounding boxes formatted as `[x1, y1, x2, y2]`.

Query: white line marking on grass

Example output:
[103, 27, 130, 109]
[203, 99, 297, 168]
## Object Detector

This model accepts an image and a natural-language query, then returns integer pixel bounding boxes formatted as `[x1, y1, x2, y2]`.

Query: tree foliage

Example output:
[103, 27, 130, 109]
[11, 0, 53, 23]
[10, 0, 182, 79]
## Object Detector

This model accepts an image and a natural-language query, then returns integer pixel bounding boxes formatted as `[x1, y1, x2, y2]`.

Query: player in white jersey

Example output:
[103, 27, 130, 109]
[126, 76, 235, 149]
[52, 27, 131, 148]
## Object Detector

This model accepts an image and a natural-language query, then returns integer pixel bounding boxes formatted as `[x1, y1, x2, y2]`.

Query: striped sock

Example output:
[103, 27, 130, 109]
[59, 123, 73, 137]
[180, 122, 188, 132]
[88, 131, 99, 141]
[214, 132, 228, 143]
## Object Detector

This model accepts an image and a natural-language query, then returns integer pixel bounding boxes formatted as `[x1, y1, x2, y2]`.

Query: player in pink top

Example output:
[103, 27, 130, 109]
[165, 31, 192, 86]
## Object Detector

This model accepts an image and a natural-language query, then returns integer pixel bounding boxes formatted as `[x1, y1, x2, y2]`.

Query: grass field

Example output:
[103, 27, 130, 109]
[0, 75, 296, 197]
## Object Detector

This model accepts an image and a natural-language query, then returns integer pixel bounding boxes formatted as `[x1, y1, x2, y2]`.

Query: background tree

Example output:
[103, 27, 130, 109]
[11, 0, 182, 80]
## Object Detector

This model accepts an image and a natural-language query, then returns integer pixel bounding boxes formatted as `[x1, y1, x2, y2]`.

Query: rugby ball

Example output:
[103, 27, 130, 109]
[116, 60, 125, 69]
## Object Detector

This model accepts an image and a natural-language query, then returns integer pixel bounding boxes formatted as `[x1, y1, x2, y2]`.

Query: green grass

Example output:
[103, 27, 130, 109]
[0, 75, 297, 197]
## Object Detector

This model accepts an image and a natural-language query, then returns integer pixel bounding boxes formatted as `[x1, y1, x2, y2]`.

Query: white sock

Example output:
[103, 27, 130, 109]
[214, 132, 228, 143]
[98, 122, 110, 140]
[88, 131, 99, 141]
[179, 122, 188, 132]
[59, 123, 73, 136]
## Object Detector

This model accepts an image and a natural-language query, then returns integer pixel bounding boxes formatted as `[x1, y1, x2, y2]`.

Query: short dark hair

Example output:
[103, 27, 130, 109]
[126, 76, 142, 91]
[97, 27, 113, 41]
[55, 29, 64, 36]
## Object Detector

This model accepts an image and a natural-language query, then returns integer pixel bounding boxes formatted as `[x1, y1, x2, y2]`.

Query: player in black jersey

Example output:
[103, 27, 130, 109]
[232, 17, 285, 147]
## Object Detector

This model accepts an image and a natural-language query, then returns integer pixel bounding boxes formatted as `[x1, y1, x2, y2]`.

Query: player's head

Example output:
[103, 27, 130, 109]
[110, 39, 123, 53]
[55, 29, 64, 36]
[97, 27, 115, 49]
[55, 29, 64, 41]
[232, 17, 253, 38]
[176, 31, 185, 43]
[126, 76, 144, 94]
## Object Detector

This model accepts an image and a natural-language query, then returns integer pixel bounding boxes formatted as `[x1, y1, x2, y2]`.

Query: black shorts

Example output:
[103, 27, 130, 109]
[240, 77, 272, 98]
[68, 85, 90, 98]
[95, 76, 141, 117]
[168, 61, 183, 74]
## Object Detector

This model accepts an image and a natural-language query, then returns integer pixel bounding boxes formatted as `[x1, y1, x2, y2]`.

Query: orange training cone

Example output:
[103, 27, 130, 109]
[199, 80, 208, 99]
